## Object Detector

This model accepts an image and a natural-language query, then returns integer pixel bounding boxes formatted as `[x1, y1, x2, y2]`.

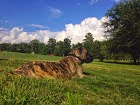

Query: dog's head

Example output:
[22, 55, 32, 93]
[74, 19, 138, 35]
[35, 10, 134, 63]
[68, 47, 93, 63]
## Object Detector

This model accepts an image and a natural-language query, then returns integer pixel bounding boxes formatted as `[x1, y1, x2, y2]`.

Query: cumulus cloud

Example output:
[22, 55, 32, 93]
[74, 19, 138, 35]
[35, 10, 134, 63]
[0, 27, 57, 44]
[0, 17, 109, 44]
[56, 17, 109, 44]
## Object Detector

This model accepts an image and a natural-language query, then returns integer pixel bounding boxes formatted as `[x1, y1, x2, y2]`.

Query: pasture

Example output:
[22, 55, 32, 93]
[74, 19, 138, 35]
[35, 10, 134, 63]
[0, 51, 140, 105]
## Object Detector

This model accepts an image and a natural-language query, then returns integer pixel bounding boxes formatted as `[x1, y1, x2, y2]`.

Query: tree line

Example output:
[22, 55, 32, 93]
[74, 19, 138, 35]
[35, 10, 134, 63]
[0, 33, 132, 61]
[0, 0, 140, 64]
[0, 33, 95, 56]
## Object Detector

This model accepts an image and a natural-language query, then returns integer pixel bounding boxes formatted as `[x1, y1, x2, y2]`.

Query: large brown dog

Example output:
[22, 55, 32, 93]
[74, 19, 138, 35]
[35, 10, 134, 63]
[8, 47, 93, 79]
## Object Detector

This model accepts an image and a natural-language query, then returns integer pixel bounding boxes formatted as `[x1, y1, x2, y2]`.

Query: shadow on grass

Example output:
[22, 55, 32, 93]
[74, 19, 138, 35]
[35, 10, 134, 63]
[103, 60, 140, 65]
[0, 58, 9, 61]
[83, 72, 91, 76]
[83, 72, 96, 78]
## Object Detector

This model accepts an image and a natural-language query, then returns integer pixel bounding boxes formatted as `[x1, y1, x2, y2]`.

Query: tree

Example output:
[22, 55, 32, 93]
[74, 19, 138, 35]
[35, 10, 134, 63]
[54, 38, 71, 56]
[0, 43, 11, 51]
[38, 42, 46, 54]
[83, 33, 94, 55]
[104, 0, 140, 64]
[54, 41, 64, 56]
[72, 43, 83, 49]
[10, 44, 20, 52]
[92, 41, 108, 61]
[63, 38, 71, 56]
[30, 39, 42, 54]
[18, 43, 31, 53]
[92, 41, 101, 58]
[46, 38, 56, 55]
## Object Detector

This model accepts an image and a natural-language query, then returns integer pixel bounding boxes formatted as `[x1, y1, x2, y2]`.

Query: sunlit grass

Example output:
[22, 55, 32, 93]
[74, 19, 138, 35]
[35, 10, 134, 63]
[0, 51, 62, 61]
[0, 51, 140, 105]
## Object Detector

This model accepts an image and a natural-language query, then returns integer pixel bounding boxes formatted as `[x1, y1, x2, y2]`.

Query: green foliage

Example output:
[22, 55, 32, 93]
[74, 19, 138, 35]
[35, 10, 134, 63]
[72, 43, 83, 49]
[104, 0, 140, 64]
[30, 39, 40, 53]
[54, 38, 71, 56]
[83, 33, 94, 55]
[18, 43, 31, 53]
[46, 38, 56, 55]
[0, 52, 140, 105]
[63, 38, 71, 56]
[54, 41, 65, 56]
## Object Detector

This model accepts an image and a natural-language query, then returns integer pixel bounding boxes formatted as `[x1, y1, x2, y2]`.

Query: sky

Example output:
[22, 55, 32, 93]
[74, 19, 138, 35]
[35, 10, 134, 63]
[0, 0, 121, 44]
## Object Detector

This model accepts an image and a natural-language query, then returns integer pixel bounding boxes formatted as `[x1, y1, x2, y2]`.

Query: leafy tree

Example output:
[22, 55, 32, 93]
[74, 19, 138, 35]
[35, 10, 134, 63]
[72, 43, 83, 49]
[46, 38, 56, 55]
[54, 41, 65, 56]
[92, 41, 108, 61]
[104, 0, 140, 64]
[99, 41, 109, 61]
[38, 42, 46, 54]
[92, 41, 101, 58]
[0, 43, 11, 51]
[10, 44, 20, 52]
[30, 39, 41, 54]
[63, 38, 71, 56]
[83, 33, 94, 55]
[54, 38, 71, 56]
[18, 43, 31, 53]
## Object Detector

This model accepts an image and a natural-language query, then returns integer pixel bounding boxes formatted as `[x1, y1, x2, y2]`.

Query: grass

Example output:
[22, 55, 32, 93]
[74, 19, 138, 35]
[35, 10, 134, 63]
[0, 51, 140, 105]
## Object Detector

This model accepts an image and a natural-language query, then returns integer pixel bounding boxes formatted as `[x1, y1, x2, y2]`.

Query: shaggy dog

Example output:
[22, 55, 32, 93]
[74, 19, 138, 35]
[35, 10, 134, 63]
[8, 47, 93, 79]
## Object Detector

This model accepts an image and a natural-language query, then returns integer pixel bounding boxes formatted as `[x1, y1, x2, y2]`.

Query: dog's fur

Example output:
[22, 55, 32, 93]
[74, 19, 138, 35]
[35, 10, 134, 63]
[8, 47, 93, 79]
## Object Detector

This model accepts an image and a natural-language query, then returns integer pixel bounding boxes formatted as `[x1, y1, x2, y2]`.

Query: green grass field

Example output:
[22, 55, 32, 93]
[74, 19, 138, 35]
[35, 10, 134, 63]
[0, 51, 140, 105]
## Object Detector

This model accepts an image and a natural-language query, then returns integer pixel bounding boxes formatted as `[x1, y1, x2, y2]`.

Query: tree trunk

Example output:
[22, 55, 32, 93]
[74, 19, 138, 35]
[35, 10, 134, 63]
[138, 57, 140, 64]
[133, 59, 137, 65]
[132, 53, 138, 65]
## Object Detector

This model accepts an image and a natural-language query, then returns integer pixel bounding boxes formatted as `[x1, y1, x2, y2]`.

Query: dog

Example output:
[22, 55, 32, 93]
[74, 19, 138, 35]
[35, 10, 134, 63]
[8, 47, 93, 79]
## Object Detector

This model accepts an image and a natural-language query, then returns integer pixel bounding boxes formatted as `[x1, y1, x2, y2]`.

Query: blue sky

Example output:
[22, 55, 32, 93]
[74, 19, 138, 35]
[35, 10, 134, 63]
[0, 0, 120, 44]
[0, 0, 118, 31]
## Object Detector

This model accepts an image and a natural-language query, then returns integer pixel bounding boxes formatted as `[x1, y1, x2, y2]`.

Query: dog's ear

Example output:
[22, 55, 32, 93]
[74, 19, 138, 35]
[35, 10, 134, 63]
[69, 47, 84, 55]
[78, 47, 87, 60]
[69, 47, 87, 59]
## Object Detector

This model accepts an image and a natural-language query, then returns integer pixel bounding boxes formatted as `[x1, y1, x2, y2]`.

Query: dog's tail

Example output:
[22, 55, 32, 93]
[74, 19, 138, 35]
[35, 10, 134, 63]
[7, 69, 28, 77]
[7, 62, 34, 77]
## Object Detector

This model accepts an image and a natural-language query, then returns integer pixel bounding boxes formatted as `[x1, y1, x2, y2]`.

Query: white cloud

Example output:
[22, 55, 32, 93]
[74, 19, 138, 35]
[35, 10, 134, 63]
[56, 17, 109, 44]
[29, 24, 49, 29]
[0, 17, 109, 44]
[0, 27, 56, 44]
[48, 7, 62, 18]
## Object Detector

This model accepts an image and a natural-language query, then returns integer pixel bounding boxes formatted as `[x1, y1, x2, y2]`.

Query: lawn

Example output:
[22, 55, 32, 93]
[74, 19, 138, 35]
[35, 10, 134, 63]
[0, 51, 140, 105]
